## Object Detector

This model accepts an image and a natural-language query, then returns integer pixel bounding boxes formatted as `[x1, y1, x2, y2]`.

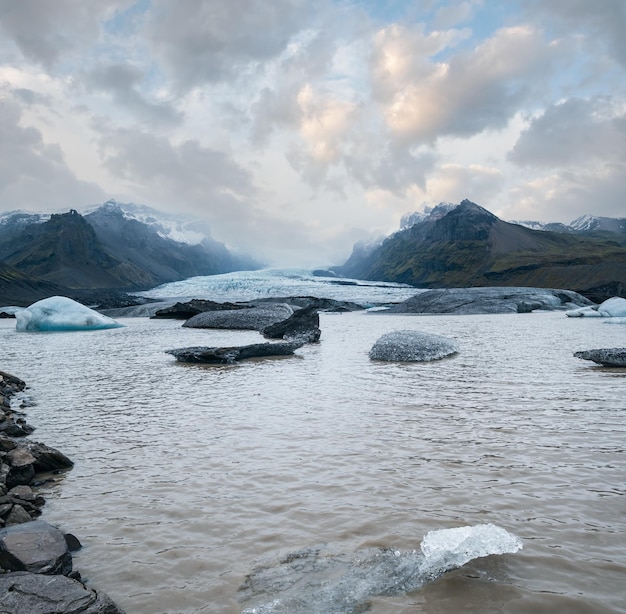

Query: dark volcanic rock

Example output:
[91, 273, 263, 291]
[262, 306, 321, 342]
[0, 520, 72, 575]
[574, 348, 626, 367]
[166, 341, 305, 364]
[387, 287, 592, 315]
[255, 296, 363, 312]
[369, 330, 459, 362]
[0, 571, 125, 613]
[25, 441, 74, 473]
[151, 299, 250, 319]
[183, 303, 293, 330]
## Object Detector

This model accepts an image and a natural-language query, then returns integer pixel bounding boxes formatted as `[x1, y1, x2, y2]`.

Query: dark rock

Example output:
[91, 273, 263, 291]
[183, 303, 294, 330]
[65, 533, 82, 552]
[151, 298, 250, 319]
[387, 287, 592, 315]
[574, 348, 626, 367]
[369, 330, 459, 362]
[0, 520, 72, 574]
[262, 306, 321, 342]
[255, 296, 363, 312]
[5, 504, 32, 525]
[25, 441, 74, 473]
[0, 571, 125, 613]
[166, 341, 305, 364]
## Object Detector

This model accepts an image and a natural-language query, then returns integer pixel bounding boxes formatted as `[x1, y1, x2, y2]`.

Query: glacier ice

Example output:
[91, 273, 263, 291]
[15, 296, 124, 332]
[239, 523, 522, 613]
[566, 296, 626, 318]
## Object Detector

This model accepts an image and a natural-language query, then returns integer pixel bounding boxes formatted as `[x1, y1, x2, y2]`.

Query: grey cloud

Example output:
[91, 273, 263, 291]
[523, 0, 626, 69]
[144, 0, 317, 92]
[83, 63, 183, 126]
[508, 98, 626, 168]
[12, 88, 52, 106]
[0, 0, 131, 69]
[0, 99, 106, 210]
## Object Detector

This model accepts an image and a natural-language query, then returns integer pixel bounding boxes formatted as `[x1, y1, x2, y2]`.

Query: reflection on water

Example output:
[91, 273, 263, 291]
[0, 311, 624, 613]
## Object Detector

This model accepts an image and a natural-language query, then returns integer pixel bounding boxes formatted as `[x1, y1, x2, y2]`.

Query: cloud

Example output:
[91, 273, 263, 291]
[143, 0, 317, 93]
[0, 0, 131, 69]
[82, 62, 182, 126]
[375, 24, 557, 144]
[0, 98, 106, 210]
[508, 97, 626, 168]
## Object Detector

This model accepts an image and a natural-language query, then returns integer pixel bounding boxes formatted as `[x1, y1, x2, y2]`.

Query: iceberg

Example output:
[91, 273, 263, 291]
[239, 524, 522, 613]
[369, 330, 459, 362]
[566, 296, 626, 318]
[15, 296, 124, 332]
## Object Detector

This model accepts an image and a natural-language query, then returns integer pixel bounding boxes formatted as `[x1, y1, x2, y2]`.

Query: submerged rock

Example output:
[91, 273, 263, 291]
[566, 296, 626, 318]
[15, 296, 124, 332]
[239, 524, 522, 614]
[388, 287, 592, 315]
[0, 571, 125, 613]
[262, 306, 321, 343]
[574, 348, 626, 367]
[183, 303, 293, 331]
[166, 341, 305, 364]
[369, 330, 459, 362]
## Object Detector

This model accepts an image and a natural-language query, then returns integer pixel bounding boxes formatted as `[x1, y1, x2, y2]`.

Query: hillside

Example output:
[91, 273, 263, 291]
[335, 200, 626, 301]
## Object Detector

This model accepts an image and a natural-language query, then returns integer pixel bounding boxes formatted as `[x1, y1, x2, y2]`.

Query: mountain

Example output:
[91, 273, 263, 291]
[0, 202, 261, 304]
[334, 199, 626, 301]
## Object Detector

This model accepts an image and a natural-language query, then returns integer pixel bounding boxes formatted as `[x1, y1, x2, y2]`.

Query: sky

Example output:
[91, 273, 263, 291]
[0, 0, 625, 267]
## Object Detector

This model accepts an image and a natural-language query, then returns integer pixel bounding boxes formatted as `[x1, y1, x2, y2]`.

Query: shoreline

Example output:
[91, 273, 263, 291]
[0, 369, 125, 613]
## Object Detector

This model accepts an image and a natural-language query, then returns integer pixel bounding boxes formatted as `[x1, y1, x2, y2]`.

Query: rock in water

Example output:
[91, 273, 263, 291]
[166, 341, 305, 364]
[0, 572, 125, 613]
[15, 296, 124, 332]
[262, 306, 321, 342]
[182, 303, 293, 331]
[369, 330, 459, 362]
[0, 520, 73, 575]
[574, 348, 626, 367]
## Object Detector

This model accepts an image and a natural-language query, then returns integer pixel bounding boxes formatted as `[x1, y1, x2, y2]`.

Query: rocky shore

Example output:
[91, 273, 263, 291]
[0, 370, 125, 613]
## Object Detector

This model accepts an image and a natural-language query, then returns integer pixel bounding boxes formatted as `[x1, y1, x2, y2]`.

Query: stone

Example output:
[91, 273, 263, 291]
[183, 303, 294, 330]
[166, 340, 305, 364]
[388, 287, 593, 315]
[0, 571, 125, 613]
[25, 441, 74, 473]
[151, 299, 250, 319]
[5, 504, 32, 525]
[262, 306, 321, 342]
[574, 348, 626, 367]
[0, 520, 72, 575]
[369, 330, 459, 362]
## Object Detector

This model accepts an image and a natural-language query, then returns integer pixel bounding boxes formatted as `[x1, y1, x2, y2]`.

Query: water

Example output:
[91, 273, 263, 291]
[1, 276, 625, 613]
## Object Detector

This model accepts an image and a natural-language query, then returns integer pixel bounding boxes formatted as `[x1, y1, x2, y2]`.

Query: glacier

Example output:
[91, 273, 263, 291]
[239, 523, 522, 613]
[15, 296, 124, 332]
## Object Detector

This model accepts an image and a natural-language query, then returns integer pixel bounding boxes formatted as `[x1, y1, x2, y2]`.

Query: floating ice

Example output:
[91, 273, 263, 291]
[15, 296, 124, 332]
[566, 296, 626, 318]
[369, 330, 459, 362]
[239, 524, 522, 613]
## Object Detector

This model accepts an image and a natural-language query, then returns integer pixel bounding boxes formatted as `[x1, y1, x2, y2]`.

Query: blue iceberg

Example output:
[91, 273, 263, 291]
[15, 296, 124, 332]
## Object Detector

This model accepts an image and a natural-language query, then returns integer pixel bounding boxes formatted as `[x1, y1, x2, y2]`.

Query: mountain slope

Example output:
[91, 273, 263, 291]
[335, 200, 626, 299]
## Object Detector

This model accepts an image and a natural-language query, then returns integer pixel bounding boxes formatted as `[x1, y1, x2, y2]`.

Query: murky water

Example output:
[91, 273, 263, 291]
[0, 310, 624, 613]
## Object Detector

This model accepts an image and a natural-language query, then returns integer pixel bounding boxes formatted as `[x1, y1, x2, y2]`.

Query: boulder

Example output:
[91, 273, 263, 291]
[183, 303, 294, 331]
[25, 441, 74, 473]
[369, 330, 459, 362]
[566, 296, 626, 318]
[574, 348, 626, 367]
[151, 299, 250, 319]
[0, 520, 72, 575]
[0, 571, 125, 613]
[262, 306, 321, 342]
[388, 287, 593, 315]
[166, 341, 305, 364]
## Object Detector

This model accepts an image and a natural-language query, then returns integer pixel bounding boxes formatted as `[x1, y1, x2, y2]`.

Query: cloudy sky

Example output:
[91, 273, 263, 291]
[0, 1, 624, 266]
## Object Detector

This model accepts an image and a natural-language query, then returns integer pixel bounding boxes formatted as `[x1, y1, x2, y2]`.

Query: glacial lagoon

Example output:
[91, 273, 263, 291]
[0, 270, 624, 613]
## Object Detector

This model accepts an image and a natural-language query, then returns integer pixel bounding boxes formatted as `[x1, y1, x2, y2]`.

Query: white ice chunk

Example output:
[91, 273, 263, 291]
[15, 296, 124, 332]
[566, 296, 626, 318]
[420, 523, 523, 577]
